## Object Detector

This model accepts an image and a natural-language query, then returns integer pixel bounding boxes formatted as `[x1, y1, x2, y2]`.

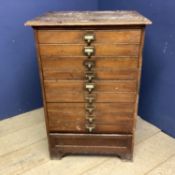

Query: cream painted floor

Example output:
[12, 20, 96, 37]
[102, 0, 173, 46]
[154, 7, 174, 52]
[0, 108, 175, 175]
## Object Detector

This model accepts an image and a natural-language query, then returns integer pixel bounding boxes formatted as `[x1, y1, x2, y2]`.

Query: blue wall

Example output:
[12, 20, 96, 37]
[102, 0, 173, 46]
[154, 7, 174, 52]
[99, 0, 175, 137]
[0, 0, 98, 120]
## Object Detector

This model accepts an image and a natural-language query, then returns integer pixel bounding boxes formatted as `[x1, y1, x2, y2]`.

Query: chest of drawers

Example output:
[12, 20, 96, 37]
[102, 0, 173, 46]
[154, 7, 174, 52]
[25, 11, 151, 160]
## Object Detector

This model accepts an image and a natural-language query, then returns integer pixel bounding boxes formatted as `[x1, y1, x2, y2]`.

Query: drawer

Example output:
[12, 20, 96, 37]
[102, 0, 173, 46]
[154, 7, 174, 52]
[44, 80, 137, 102]
[44, 80, 137, 93]
[41, 57, 139, 80]
[37, 29, 142, 44]
[45, 91, 136, 103]
[41, 57, 138, 71]
[47, 102, 135, 119]
[43, 69, 138, 80]
[48, 121, 134, 133]
[39, 44, 140, 57]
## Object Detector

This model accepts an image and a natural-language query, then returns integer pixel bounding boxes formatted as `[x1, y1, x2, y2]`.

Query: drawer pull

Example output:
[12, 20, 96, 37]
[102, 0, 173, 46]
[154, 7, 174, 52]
[85, 83, 95, 93]
[84, 46, 95, 58]
[85, 123, 96, 132]
[84, 60, 95, 70]
[84, 34, 95, 45]
[85, 96, 95, 104]
[85, 105, 95, 114]
[86, 115, 95, 123]
[85, 72, 96, 82]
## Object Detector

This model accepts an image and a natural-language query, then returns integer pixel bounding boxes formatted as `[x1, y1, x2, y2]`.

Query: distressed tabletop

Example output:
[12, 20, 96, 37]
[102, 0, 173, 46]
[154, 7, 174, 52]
[25, 11, 152, 26]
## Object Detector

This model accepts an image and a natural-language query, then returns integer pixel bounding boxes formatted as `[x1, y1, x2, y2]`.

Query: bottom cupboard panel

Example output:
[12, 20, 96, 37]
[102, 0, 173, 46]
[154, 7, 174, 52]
[49, 133, 133, 158]
[50, 133, 132, 147]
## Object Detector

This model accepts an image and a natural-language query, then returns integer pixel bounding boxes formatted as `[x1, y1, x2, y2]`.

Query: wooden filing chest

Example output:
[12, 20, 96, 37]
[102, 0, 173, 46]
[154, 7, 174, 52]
[25, 11, 151, 160]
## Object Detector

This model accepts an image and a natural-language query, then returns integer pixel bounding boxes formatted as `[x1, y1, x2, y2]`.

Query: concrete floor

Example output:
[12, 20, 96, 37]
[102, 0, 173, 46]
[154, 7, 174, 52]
[0, 108, 175, 175]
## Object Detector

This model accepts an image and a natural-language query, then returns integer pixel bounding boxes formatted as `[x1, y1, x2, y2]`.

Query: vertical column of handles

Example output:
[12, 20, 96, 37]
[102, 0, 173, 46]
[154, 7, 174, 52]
[83, 32, 96, 133]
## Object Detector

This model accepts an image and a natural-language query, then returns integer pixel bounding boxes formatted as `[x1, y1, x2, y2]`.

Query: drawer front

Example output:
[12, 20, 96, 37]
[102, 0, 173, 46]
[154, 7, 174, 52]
[41, 57, 139, 80]
[38, 30, 141, 44]
[47, 103, 134, 133]
[49, 119, 134, 134]
[39, 44, 139, 57]
[47, 103, 135, 116]
[44, 80, 137, 103]
[43, 69, 138, 80]
[45, 91, 136, 103]
[48, 120, 134, 133]
[42, 57, 138, 70]
[44, 80, 137, 93]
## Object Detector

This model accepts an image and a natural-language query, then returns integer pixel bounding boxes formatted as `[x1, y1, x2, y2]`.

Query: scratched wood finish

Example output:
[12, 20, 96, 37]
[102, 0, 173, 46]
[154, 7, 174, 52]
[39, 44, 140, 57]
[26, 11, 151, 160]
[25, 11, 152, 26]
[49, 120, 134, 133]
[37, 30, 142, 44]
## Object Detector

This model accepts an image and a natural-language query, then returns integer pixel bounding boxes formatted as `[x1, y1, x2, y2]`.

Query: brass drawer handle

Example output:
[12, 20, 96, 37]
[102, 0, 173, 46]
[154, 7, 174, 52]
[85, 72, 96, 82]
[84, 33, 95, 45]
[85, 96, 95, 104]
[85, 123, 96, 132]
[86, 115, 95, 123]
[83, 60, 95, 70]
[84, 46, 95, 58]
[85, 83, 95, 93]
[85, 105, 95, 114]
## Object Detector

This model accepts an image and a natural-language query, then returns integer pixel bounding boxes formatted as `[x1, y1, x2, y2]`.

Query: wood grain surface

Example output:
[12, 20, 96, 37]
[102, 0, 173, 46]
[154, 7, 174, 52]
[45, 91, 136, 103]
[25, 11, 152, 26]
[39, 44, 140, 57]
[41, 57, 138, 70]
[44, 80, 137, 92]
[37, 29, 141, 44]
[43, 69, 139, 80]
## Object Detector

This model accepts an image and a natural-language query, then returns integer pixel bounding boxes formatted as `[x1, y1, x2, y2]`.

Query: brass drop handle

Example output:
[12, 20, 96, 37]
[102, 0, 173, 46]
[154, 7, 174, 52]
[85, 83, 95, 93]
[83, 60, 95, 70]
[86, 115, 95, 123]
[85, 73, 96, 82]
[85, 105, 95, 114]
[85, 123, 96, 132]
[85, 96, 95, 104]
[84, 46, 95, 58]
[84, 34, 95, 45]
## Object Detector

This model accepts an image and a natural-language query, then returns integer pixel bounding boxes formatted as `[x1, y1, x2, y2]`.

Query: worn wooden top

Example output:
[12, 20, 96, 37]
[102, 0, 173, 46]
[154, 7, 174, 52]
[25, 11, 152, 27]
